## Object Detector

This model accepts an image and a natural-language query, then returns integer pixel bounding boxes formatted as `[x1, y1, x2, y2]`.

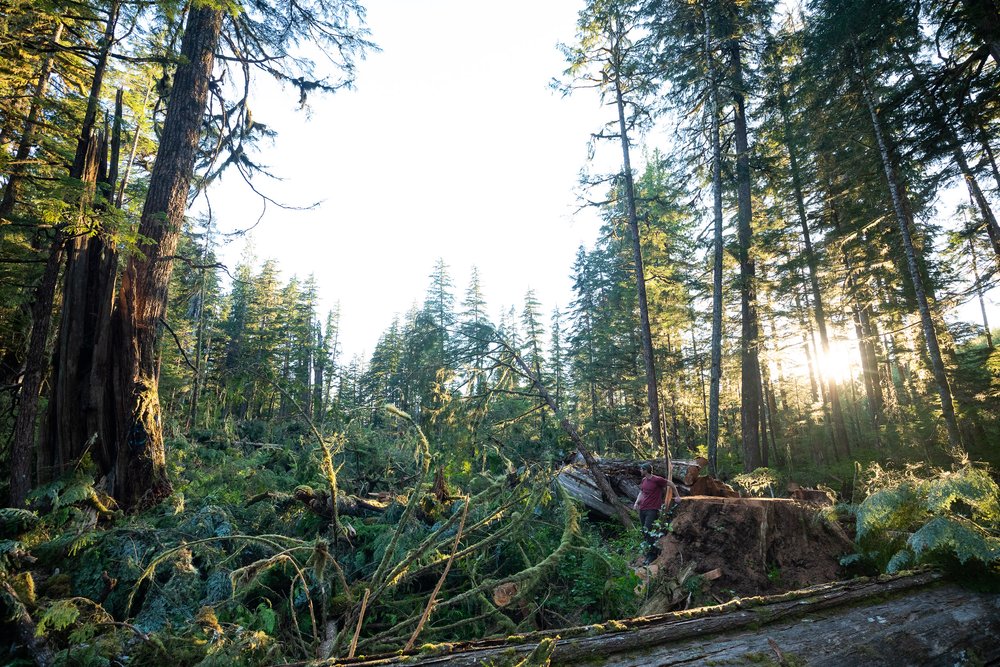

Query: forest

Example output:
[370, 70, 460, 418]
[1, 0, 1000, 665]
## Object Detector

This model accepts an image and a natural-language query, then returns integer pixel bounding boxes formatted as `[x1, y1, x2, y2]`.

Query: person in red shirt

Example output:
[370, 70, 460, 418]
[633, 463, 680, 562]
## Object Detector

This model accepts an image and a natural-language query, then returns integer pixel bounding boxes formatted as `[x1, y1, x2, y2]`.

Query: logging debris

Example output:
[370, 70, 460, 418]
[555, 458, 734, 519]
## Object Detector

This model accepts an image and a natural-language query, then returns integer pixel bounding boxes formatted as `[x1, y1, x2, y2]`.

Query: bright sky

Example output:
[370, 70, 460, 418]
[204, 0, 610, 360]
[199, 0, 998, 363]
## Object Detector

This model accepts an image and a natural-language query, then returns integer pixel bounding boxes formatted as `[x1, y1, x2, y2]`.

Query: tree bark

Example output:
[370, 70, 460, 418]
[727, 37, 762, 472]
[9, 10, 113, 503]
[609, 16, 665, 466]
[847, 279, 883, 441]
[46, 2, 123, 484]
[968, 233, 994, 349]
[110, 5, 224, 507]
[705, 9, 724, 476]
[8, 233, 64, 506]
[311, 571, 1000, 667]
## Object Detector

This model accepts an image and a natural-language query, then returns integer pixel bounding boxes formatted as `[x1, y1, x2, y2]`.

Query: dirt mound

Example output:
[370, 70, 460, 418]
[645, 496, 854, 605]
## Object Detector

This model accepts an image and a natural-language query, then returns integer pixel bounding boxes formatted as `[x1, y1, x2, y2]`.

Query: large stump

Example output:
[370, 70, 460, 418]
[648, 496, 855, 601]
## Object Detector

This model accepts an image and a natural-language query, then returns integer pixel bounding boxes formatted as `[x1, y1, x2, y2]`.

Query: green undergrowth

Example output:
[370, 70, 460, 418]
[0, 419, 643, 666]
[4, 415, 998, 666]
[840, 461, 1000, 584]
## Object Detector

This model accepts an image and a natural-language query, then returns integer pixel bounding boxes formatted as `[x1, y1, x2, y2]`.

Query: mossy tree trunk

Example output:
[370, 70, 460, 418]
[107, 4, 223, 507]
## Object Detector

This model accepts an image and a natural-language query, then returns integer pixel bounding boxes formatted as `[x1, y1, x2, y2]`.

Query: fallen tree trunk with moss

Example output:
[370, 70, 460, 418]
[307, 571, 1000, 666]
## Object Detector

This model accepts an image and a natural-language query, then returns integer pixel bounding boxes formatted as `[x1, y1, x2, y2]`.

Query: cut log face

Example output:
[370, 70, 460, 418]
[492, 582, 518, 608]
[682, 464, 701, 486]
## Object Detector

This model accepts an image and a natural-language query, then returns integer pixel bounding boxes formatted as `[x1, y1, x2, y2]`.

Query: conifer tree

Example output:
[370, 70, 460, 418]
[564, 0, 668, 457]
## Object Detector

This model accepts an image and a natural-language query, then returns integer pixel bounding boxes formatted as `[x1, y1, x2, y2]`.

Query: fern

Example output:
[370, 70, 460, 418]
[0, 508, 39, 538]
[908, 516, 1000, 565]
[36, 599, 80, 635]
[27, 478, 66, 508]
[885, 549, 914, 574]
[58, 474, 97, 509]
[854, 463, 1000, 574]
[69, 531, 99, 557]
[855, 484, 923, 541]
[923, 467, 1000, 522]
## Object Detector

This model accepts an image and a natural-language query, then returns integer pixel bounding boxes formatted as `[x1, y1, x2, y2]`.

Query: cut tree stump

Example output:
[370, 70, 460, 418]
[310, 571, 1000, 666]
[646, 496, 855, 601]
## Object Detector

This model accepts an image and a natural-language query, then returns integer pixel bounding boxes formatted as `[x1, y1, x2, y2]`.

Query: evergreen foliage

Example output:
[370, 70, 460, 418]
[851, 463, 1000, 573]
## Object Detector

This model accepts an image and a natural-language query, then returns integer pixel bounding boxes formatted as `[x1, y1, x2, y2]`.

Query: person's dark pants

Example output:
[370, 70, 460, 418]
[639, 508, 661, 561]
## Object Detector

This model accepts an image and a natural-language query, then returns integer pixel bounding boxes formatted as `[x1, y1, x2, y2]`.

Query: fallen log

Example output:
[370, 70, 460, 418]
[556, 458, 699, 519]
[310, 571, 1000, 666]
[245, 487, 390, 518]
[787, 482, 836, 506]
[687, 475, 738, 497]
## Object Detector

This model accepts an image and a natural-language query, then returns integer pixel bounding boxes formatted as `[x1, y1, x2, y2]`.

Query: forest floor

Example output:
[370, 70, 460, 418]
[5, 435, 996, 667]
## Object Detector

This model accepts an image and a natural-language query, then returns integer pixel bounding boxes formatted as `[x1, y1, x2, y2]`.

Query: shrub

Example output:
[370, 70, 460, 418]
[845, 462, 1000, 575]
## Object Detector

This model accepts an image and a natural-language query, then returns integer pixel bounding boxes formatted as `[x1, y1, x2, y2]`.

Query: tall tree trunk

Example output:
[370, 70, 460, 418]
[828, 194, 885, 442]
[11, 9, 118, 502]
[188, 261, 208, 430]
[611, 16, 664, 461]
[764, 310, 789, 414]
[110, 5, 224, 507]
[848, 281, 883, 443]
[117, 83, 152, 208]
[47, 2, 123, 479]
[3, 21, 65, 505]
[689, 305, 709, 431]
[778, 82, 850, 458]
[854, 44, 964, 451]
[728, 37, 762, 472]
[794, 291, 820, 404]
[706, 9, 724, 476]
[8, 233, 64, 506]
[903, 53, 1000, 264]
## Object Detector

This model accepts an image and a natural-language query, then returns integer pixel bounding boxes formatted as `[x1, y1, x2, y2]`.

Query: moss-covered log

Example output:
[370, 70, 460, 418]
[303, 571, 1000, 666]
[284, 486, 390, 518]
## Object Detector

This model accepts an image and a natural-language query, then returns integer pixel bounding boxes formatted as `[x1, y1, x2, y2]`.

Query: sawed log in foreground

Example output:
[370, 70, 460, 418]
[308, 570, 1000, 666]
